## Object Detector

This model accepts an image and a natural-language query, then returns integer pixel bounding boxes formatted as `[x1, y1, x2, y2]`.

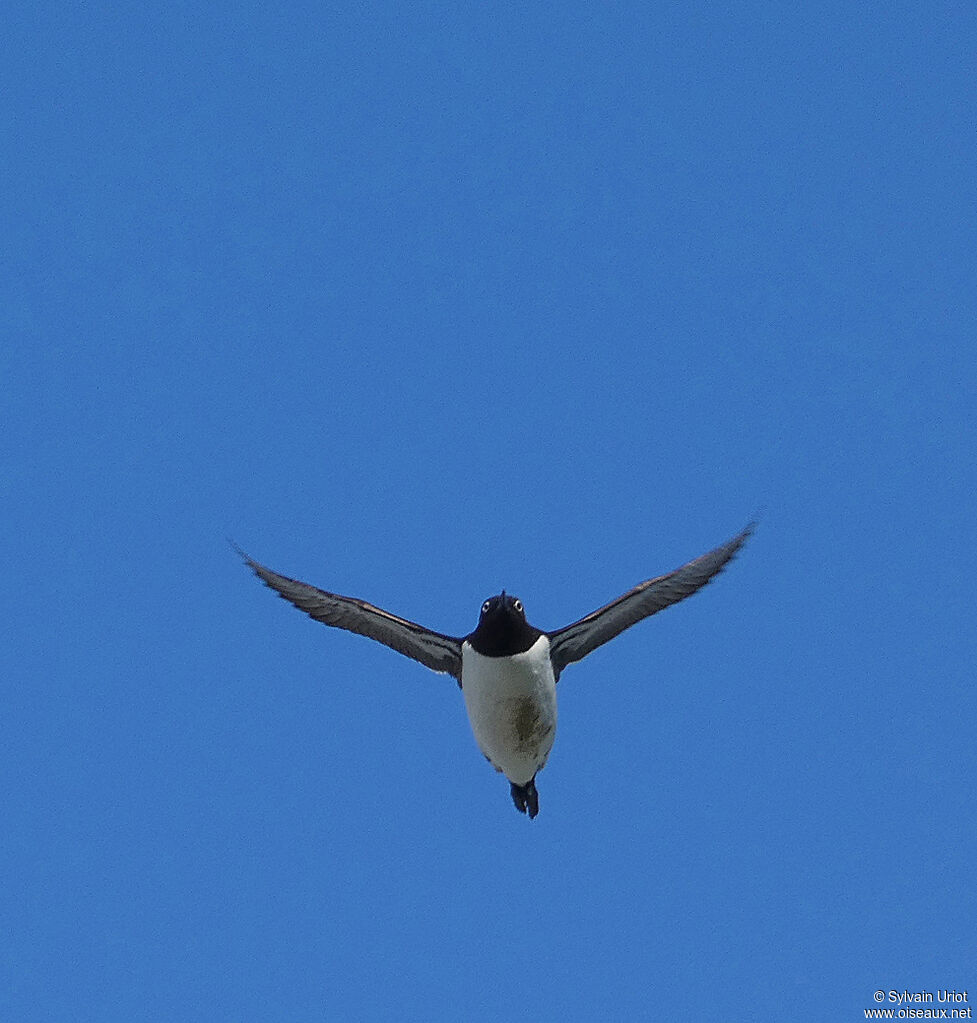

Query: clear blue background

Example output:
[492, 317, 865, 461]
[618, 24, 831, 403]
[4, 2, 975, 1020]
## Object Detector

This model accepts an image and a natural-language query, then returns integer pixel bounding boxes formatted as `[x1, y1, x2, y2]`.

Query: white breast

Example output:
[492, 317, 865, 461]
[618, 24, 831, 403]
[460, 634, 558, 786]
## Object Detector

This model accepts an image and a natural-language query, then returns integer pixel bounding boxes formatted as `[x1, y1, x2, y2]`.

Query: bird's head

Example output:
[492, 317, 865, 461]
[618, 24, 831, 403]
[478, 590, 526, 624]
[468, 590, 541, 657]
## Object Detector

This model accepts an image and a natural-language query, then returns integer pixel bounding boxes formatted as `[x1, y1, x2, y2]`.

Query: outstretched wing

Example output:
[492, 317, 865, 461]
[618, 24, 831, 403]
[547, 523, 754, 678]
[237, 548, 464, 679]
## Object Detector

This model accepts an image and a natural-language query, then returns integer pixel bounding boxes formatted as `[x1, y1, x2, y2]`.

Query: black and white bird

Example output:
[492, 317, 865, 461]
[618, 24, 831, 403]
[237, 523, 753, 819]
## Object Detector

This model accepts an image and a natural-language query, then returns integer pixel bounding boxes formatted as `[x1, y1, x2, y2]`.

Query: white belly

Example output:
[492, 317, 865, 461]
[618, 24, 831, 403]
[461, 635, 557, 785]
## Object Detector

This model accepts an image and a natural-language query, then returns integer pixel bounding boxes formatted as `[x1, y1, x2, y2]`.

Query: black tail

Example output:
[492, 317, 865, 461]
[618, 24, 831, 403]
[509, 778, 539, 819]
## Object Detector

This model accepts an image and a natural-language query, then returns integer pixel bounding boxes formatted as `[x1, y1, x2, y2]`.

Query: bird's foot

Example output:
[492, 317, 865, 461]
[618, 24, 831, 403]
[509, 778, 539, 819]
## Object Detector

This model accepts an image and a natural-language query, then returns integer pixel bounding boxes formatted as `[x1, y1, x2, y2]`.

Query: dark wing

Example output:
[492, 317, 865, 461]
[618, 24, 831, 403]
[236, 547, 463, 679]
[547, 523, 754, 678]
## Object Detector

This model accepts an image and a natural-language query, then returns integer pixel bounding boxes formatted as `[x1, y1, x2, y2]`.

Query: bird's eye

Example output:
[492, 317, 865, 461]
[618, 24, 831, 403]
[513, 599, 523, 613]
[482, 600, 491, 614]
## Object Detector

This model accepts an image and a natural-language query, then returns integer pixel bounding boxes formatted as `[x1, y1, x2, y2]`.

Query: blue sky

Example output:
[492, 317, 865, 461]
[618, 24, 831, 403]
[3, 2, 975, 1020]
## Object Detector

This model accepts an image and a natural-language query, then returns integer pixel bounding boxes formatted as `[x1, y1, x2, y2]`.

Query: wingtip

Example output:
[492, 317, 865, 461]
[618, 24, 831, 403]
[229, 544, 296, 598]
[228, 538, 261, 574]
[730, 519, 757, 557]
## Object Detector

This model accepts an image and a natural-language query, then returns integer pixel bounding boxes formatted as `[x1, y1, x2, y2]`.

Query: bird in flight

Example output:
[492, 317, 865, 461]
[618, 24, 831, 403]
[237, 523, 753, 819]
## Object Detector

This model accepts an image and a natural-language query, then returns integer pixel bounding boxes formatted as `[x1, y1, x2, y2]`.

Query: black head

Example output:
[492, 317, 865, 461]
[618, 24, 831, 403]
[479, 589, 525, 622]
[468, 590, 542, 658]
